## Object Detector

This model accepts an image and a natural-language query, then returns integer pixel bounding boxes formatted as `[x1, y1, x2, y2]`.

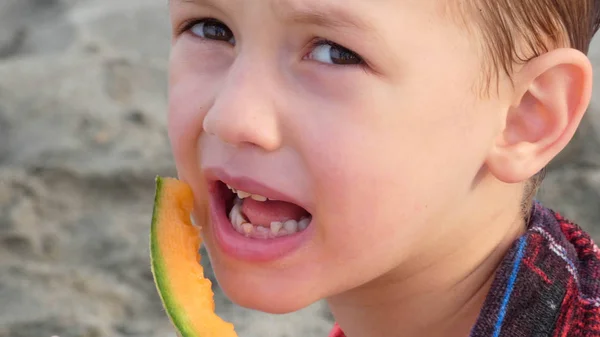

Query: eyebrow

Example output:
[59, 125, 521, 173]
[172, 0, 373, 32]
[273, 1, 374, 31]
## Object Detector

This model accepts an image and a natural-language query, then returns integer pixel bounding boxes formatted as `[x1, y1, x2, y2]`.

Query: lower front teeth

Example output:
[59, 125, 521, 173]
[284, 220, 297, 233]
[242, 223, 253, 235]
[228, 200, 310, 238]
[270, 221, 283, 234]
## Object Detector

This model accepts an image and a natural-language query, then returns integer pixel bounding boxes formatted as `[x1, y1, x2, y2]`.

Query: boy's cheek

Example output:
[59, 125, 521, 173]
[167, 56, 216, 146]
[167, 80, 208, 186]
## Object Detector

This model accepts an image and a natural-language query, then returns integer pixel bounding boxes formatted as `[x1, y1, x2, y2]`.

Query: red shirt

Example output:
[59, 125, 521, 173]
[328, 323, 343, 337]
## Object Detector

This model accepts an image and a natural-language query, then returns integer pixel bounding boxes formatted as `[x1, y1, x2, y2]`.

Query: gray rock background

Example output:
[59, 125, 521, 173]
[0, 1, 597, 336]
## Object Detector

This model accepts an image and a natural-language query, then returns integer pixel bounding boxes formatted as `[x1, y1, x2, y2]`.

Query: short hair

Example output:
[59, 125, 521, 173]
[446, 0, 600, 93]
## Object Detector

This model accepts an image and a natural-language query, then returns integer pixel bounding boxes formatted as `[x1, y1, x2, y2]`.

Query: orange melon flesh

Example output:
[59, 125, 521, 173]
[150, 176, 238, 337]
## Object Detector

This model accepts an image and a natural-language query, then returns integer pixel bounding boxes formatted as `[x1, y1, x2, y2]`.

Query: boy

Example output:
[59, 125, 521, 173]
[167, 0, 600, 336]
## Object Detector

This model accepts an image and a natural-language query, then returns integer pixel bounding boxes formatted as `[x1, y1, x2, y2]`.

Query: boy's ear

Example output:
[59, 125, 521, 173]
[486, 48, 593, 184]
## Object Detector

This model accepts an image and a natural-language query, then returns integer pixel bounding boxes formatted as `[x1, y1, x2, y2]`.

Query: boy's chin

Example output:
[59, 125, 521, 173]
[214, 270, 319, 315]
[226, 291, 309, 314]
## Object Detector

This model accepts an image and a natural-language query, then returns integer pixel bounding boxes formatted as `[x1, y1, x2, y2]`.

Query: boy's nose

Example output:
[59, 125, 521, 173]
[202, 60, 282, 152]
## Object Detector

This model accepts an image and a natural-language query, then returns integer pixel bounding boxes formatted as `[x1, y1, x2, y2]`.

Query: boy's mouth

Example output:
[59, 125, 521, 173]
[219, 181, 312, 239]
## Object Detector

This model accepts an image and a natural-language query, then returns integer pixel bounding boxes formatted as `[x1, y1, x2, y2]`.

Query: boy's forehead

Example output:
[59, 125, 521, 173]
[169, 0, 448, 32]
[171, 0, 372, 28]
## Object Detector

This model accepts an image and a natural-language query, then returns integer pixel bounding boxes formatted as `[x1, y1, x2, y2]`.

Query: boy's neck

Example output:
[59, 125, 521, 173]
[326, 199, 526, 337]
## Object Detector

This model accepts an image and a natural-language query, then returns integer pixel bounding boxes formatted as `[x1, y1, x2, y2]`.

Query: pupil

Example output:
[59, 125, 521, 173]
[330, 46, 360, 65]
[205, 22, 232, 41]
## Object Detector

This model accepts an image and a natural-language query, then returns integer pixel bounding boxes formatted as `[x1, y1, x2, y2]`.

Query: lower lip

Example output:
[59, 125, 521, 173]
[207, 182, 314, 263]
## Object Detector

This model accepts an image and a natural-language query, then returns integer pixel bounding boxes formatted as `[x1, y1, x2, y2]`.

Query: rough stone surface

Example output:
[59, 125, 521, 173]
[0, 1, 598, 337]
[0, 0, 74, 59]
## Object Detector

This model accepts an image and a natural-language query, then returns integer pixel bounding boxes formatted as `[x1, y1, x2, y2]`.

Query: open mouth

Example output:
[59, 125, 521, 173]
[217, 181, 312, 239]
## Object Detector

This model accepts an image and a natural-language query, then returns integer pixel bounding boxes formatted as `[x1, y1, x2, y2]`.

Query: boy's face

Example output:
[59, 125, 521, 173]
[168, 0, 512, 313]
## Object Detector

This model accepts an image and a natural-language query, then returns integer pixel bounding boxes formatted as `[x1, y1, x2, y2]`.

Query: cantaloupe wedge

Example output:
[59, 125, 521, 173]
[150, 176, 238, 337]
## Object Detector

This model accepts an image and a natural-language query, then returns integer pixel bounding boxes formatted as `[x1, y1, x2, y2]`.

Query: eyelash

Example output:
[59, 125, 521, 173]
[179, 18, 365, 67]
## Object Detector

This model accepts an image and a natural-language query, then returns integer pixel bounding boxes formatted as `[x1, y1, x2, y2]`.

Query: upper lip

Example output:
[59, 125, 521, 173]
[203, 167, 308, 211]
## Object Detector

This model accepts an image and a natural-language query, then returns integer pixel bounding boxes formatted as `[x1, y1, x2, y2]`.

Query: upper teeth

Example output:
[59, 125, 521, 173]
[227, 184, 268, 201]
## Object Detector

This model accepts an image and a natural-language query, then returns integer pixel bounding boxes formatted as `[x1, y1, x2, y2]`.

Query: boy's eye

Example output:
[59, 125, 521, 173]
[306, 41, 364, 66]
[183, 20, 362, 66]
[188, 19, 235, 44]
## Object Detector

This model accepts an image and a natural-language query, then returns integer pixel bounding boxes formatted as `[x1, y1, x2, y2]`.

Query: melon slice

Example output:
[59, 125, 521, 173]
[150, 176, 238, 337]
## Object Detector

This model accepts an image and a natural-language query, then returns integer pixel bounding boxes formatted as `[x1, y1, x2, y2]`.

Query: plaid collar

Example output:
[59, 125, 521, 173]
[329, 202, 600, 337]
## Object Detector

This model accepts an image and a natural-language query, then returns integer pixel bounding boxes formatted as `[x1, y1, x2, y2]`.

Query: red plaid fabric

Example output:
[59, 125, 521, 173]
[328, 323, 344, 337]
[328, 202, 600, 336]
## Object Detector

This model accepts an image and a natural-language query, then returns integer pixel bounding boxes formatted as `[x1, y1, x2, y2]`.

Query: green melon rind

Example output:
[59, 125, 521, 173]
[150, 176, 199, 337]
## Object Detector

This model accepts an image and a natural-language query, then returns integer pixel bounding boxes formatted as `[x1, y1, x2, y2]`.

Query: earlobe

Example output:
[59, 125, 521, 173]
[487, 48, 593, 184]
